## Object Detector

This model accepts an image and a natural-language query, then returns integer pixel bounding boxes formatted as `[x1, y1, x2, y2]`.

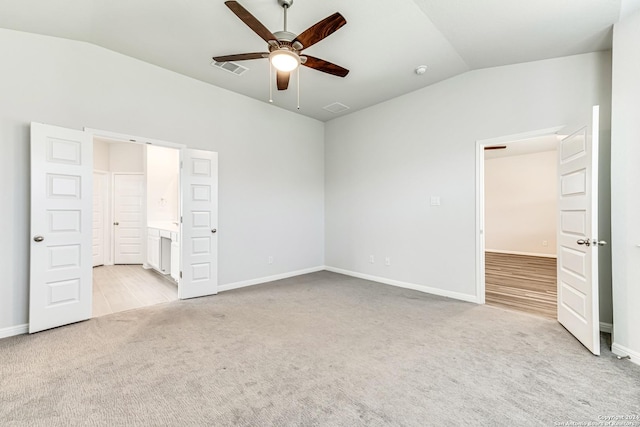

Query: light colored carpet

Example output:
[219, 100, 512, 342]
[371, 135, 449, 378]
[1, 271, 639, 426]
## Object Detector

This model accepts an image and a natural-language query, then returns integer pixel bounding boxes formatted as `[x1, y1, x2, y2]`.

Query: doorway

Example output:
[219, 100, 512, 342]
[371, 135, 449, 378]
[29, 122, 219, 333]
[482, 135, 559, 319]
[91, 137, 180, 317]
[475, 109, 611, 356]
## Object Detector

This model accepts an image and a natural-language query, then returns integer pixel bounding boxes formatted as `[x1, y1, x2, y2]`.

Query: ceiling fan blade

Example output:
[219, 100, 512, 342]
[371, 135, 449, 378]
[276, 70, 290, 91]
[302, 55, 349, 77]
[225, 1, 277, 43]
[213, 52, 268, 62]
[294, 12, 346, 50]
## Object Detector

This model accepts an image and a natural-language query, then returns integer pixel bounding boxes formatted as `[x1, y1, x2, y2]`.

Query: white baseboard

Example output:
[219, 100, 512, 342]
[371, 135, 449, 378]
[600, 322, 613, 333]
[324, 266, 478, 303]
[485, 249, 557, 259]
[0, 323, 28, 339]
[612, 342, 640, 366]
[218, 266, 325, 293]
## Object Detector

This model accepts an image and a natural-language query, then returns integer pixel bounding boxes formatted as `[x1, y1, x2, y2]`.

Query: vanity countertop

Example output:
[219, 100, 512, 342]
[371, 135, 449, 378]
[148, 221, 179, 233]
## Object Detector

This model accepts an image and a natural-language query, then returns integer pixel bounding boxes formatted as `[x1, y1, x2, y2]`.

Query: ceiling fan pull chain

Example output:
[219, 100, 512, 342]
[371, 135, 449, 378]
[269, 62, 273, 103]
[297, 67, 301, 109]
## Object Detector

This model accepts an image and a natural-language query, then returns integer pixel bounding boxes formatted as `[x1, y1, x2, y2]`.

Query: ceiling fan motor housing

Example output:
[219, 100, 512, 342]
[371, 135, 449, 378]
[277, 0, 293, 8]
[273, 31, 297, 43]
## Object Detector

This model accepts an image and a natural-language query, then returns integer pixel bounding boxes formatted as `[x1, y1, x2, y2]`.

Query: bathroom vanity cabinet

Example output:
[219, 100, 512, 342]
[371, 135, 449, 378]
[147, 222, 179, 282]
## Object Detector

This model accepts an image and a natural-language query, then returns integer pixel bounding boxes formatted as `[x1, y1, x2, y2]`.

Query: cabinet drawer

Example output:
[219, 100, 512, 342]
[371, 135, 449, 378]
[148, 228, 160, 237]
[159, 229, 171, 239]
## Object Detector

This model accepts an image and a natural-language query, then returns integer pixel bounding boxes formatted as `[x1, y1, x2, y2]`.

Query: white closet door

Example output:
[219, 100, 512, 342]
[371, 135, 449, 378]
[179, 149, 218, 299]
[113, 174, 144, 264]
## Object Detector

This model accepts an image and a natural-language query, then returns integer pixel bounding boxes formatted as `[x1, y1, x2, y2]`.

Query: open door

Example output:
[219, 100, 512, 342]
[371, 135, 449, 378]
[29, 123, 93, 333]
[179, 149, 218, 299]
[557, 106, 603, 355]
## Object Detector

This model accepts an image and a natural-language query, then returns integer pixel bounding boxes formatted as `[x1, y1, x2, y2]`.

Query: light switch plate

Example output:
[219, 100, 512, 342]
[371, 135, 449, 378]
[430, 196, 441, 206]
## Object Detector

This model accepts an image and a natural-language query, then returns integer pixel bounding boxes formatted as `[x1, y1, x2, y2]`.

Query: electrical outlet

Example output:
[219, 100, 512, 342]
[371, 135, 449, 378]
[369, 255, 375, 264]
[385, 257, 391, 266]
[542, 240, 548, 247]
[268, 256, 274, 264]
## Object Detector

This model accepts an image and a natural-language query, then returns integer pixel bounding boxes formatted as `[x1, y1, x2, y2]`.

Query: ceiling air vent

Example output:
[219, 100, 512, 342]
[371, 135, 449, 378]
[211, 61, 249, 76]
[323, 102, 350, 114]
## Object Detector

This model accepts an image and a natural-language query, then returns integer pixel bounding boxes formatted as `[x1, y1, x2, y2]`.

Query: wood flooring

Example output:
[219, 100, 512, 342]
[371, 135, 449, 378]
[93, 265, 178, 317]
[485, 252, 557, 319]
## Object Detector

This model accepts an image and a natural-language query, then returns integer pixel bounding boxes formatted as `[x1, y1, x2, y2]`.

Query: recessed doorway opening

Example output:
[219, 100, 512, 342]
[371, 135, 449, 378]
[91, 137, 180, 317]
[482, 135, 559, 319]
[29, 122, 219, 334]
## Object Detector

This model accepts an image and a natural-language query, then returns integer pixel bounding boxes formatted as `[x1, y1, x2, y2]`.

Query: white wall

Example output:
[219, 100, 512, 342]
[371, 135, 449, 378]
[109, 142, 144, 173]
[611, 9, 640, 363]
[325, 52, 611, 301]
[485, 150, 557, 257]
[94, 139, 144, 173]
[93, 139, 110, 171]
[0, 28, 325, 332]
[146, 145, 179, 223]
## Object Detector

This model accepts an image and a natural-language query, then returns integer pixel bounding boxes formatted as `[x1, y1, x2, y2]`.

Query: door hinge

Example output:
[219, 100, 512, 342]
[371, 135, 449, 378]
[180, 216, 183, 223]
[180, 161, 183, 169]
[180, 271, 182, 279]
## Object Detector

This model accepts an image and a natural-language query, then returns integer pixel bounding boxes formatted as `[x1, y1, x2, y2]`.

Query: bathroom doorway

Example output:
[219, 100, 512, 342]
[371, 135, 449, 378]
[29, 122, 218, 333]
[91, 137, 180, 317]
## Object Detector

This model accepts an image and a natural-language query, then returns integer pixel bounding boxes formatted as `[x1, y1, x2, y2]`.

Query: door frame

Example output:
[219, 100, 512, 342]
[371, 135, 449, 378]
[86, 127, 186, 287]
[93, 170, 109, 267]
[475, 126, 564, 304]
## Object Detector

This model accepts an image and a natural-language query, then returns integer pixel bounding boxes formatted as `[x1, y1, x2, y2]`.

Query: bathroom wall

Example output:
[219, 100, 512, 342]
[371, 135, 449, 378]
[109, 141, 144, 173]
[146, 145, 179, 224]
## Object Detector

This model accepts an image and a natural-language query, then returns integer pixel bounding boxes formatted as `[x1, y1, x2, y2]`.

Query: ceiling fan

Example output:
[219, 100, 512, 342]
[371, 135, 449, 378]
[213, 0, 349, 92]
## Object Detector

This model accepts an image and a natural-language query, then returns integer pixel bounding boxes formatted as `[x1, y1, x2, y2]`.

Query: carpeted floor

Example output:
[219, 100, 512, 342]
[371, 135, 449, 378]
[1, 271, 639, 426]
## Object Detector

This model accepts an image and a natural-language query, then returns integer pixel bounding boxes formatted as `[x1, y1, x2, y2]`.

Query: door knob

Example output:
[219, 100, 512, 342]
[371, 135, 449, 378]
[113, 222, 119, 226]
[211, 229, 217, 234]
[577, 239, 590, 246]
[593, 240, 607, 246]
[33, 235, 44, 242]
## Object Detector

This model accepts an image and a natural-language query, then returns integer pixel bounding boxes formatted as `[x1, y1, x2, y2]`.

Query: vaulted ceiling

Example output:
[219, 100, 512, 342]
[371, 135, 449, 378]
[0, 0, 632, 121]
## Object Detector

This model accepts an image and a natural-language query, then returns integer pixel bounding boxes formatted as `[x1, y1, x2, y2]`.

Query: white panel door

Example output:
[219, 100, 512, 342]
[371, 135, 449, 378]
[113, 174, 144, 264]
[180, 149, 218, 299]
[30, 123, 93, 333]
[92, 172, 107, 267]
[557, 106, 601, 355]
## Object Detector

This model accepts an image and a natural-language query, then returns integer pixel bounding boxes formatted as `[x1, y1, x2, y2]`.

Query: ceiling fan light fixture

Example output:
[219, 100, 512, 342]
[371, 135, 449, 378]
[270, 49, 300, 72]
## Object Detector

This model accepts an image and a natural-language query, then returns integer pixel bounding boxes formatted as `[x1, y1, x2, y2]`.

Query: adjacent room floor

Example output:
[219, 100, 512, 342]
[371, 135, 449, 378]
[485, 251, 557, 319]
[92, 265, 178, 317]
[2, 271, 638, 426]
